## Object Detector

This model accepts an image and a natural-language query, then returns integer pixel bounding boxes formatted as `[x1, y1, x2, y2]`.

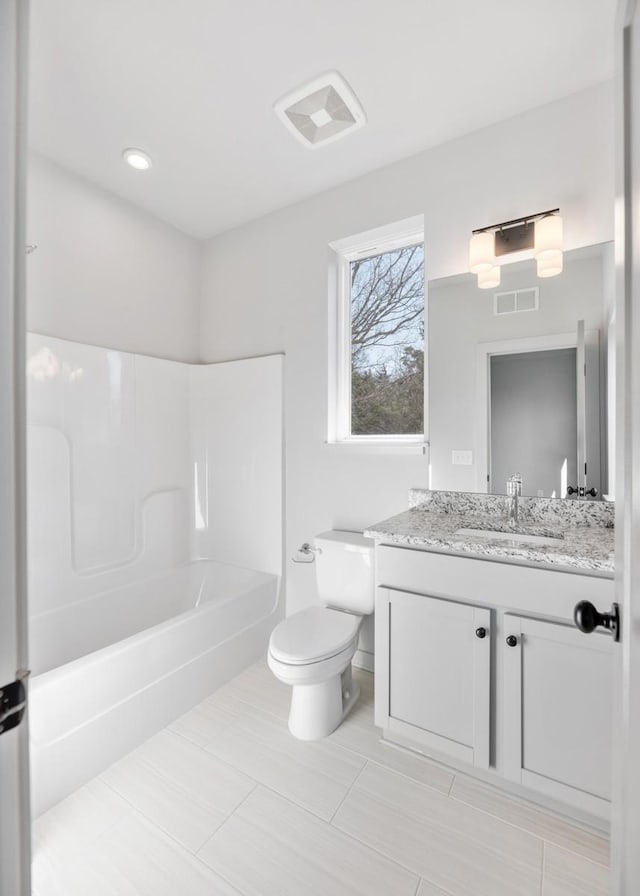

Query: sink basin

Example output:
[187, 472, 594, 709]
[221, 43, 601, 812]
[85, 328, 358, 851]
[454, 527, 564, 547]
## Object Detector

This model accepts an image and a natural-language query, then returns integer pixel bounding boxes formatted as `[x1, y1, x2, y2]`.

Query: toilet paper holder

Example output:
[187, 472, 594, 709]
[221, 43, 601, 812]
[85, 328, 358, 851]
[292, 543, 322, 564]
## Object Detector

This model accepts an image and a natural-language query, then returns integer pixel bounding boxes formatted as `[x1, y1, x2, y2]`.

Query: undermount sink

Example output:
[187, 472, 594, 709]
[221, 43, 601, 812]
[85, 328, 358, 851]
[454, 527, 564, 547]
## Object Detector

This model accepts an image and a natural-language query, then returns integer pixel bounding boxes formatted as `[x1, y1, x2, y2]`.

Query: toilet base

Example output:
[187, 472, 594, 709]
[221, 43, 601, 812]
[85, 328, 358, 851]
[288, 665, 360, 741]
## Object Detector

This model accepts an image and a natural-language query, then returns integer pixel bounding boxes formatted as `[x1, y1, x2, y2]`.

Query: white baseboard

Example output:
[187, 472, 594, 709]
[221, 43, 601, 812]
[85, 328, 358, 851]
[353, 648, 374, 673]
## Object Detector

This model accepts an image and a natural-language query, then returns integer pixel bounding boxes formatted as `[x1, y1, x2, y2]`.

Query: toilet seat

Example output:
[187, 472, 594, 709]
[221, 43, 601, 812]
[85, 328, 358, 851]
[269, 606, 361, 665]
[267, 641, 358, 688]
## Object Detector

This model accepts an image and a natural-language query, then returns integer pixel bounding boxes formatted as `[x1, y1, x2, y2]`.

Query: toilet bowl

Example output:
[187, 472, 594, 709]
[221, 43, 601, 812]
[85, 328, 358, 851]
[268, 531, 374, 740]
[268, 605, 362, 739]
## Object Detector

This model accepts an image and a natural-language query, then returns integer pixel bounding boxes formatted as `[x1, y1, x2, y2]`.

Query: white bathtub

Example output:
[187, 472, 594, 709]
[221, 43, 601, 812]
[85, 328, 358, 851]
[29, 560, 280, 816]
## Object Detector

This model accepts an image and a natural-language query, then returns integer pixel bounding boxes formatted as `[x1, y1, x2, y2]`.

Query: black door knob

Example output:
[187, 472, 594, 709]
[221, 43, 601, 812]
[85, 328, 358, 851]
[573, 600, 599, 633]
[567, 486, 578, 496]
[585, 488, 598, 497]
[574, 601, 620, 641]
[475, 627, 487, 639]
[506, 635, 518, 647]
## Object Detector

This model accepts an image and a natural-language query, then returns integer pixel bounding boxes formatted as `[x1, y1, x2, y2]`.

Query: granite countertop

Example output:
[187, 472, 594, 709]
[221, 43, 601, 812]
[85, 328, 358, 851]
[364, 489, 615, 576]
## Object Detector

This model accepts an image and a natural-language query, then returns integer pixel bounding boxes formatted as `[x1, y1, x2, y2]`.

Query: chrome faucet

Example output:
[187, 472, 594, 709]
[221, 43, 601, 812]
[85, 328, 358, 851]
[506, 474, 522, 524]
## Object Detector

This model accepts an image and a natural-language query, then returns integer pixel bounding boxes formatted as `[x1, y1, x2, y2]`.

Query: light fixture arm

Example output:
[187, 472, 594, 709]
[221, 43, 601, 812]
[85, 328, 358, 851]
[471, 208, 559, 235]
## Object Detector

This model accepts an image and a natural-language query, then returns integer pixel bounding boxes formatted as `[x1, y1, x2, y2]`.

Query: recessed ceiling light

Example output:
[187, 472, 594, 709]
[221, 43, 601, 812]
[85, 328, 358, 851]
[122, 148, 152, 170]
[274, 71, 366, 149]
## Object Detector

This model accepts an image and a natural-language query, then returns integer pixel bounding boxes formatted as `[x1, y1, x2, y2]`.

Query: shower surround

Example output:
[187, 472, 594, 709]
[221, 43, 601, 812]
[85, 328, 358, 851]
[26, 333, 284, 815]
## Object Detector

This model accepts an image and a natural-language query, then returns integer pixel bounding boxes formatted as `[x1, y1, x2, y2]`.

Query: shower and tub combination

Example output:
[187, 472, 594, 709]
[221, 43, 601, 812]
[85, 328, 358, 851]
[26, 334, 284, 816]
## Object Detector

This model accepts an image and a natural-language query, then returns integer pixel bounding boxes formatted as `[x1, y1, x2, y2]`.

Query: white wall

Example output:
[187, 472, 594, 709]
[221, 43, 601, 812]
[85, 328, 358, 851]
[198, 83, 614, 655]
[26, 154, 202, 362]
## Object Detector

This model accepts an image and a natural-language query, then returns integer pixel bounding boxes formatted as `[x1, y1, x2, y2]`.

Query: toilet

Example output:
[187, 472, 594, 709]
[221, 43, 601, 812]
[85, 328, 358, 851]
[268, 530, 374, 741]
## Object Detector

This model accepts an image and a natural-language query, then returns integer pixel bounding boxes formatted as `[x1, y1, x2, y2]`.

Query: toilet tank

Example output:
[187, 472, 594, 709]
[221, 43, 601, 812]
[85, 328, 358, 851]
[314, 530, 374, 615]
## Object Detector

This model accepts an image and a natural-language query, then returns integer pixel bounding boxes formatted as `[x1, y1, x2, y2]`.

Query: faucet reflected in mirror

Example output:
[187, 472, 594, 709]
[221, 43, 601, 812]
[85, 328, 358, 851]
[427, 242, 614, 501]
[506, 473, 522, 522]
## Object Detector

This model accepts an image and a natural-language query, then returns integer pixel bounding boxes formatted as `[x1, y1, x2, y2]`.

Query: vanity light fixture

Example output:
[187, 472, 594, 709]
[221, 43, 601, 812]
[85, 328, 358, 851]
[534, 212, 563, 277]
[534, 212, 563, 260]
[469, 231, 495, 274]
[537, 251, 563, 278]
[469, 208, 563, 286]
[122, 148, 152, 170]
[477, 265, 501, 289]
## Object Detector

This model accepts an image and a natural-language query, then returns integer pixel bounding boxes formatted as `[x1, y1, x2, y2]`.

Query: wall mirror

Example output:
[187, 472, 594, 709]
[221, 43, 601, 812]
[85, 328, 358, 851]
[427, 242, 614, 500]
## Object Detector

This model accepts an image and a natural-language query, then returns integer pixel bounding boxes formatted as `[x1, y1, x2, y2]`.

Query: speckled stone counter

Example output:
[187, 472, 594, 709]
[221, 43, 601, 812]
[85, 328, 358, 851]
[364, 489, 615, 576]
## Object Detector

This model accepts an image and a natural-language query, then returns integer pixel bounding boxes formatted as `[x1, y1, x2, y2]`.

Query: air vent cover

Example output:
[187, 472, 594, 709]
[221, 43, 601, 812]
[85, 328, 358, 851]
[274, 71, 366, 149]
[494, 287, 539, 315]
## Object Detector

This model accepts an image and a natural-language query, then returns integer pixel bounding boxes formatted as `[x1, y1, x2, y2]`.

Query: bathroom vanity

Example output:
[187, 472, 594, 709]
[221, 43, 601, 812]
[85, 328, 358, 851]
[366, 490, 615, 825]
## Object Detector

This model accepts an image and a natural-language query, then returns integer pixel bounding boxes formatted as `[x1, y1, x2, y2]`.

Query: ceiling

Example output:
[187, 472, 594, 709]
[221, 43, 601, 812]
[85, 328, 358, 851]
[28, 0, 615, 240]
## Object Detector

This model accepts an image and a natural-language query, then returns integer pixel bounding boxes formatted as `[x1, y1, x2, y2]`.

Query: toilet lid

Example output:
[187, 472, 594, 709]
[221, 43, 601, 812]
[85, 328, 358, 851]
[269, 606, 360, 665]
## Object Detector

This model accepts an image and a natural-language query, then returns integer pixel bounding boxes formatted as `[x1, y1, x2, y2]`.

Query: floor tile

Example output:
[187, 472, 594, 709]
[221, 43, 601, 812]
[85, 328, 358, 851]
[34, 814, 242, 896]
[542, 844, 610, 895]
[451, 774, 609, 867]
[33, 777, 132, 860]
[333, 762, 543, 896]
[198, 785, 420, 896]
[329, 691, 454, 795]
[417, 881, 454, 896]
[131, 728, 255, 810]
[170, 697, 240, 748]
[213, 659, 291, 722]
[205, 706, 366, 820]
[101, 753, 228, 852]
[101, 730, 255, 851]
[35, 661, 600, 896]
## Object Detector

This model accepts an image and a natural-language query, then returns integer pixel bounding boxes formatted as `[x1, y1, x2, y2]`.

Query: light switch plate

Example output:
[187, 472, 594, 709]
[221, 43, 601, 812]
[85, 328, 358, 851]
[452, 449, 473, 465]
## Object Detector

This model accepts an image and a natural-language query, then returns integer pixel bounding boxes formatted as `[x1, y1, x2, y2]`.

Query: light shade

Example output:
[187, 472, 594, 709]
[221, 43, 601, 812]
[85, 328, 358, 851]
[537, 250, 563, 278]
[469, 231, 495, 274]
[477, 265, 501, 289]
[534, 214, 563, 259]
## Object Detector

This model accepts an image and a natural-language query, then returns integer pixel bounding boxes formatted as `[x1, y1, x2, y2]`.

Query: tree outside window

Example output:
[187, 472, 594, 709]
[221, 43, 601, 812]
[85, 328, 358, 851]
[350, 243, 424, 436]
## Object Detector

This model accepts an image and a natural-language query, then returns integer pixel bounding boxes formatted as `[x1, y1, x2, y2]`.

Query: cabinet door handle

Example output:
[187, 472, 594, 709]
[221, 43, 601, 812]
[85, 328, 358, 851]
[475, 627, 487, 639]
[506, 635, 518, 647]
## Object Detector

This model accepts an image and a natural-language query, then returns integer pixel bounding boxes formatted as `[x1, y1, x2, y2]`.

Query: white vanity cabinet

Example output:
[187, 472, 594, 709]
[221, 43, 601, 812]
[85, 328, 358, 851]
[387, 589, 491, 768]
[502, 614, 612, 816]
[374, 544, 615, 821]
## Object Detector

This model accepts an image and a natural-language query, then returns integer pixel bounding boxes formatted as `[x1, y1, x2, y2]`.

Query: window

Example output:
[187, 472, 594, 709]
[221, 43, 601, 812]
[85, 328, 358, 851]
[329, 218, 426, 447]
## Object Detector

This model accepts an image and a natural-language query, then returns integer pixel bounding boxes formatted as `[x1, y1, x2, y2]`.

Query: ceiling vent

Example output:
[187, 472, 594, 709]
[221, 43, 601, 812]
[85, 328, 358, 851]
[274, 71, 366, 149]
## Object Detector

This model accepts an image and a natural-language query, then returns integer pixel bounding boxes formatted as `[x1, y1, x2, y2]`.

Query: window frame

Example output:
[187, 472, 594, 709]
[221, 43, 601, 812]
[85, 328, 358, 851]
[328, 216, 428, 452]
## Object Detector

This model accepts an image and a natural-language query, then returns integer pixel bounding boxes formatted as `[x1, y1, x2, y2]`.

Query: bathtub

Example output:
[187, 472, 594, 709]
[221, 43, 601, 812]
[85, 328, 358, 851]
[29, 560, 280, 817]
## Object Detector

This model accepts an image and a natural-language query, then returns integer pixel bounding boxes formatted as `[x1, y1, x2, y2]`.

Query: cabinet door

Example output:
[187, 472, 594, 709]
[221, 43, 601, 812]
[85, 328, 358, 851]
[502, 614, 613, 817]
[387, 589, 491, 768]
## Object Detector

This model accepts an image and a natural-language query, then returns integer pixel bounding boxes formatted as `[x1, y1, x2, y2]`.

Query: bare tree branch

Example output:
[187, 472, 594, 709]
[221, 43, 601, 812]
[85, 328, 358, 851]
[350, 244, 424, 373]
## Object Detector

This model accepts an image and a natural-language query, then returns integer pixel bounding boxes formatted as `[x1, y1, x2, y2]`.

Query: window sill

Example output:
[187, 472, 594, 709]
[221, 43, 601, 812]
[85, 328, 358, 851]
[324, 440, 429, 456]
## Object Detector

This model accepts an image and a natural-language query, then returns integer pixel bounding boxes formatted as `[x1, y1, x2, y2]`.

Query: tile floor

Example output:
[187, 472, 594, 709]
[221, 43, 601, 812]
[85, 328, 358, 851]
[33, 661, 610, 896]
